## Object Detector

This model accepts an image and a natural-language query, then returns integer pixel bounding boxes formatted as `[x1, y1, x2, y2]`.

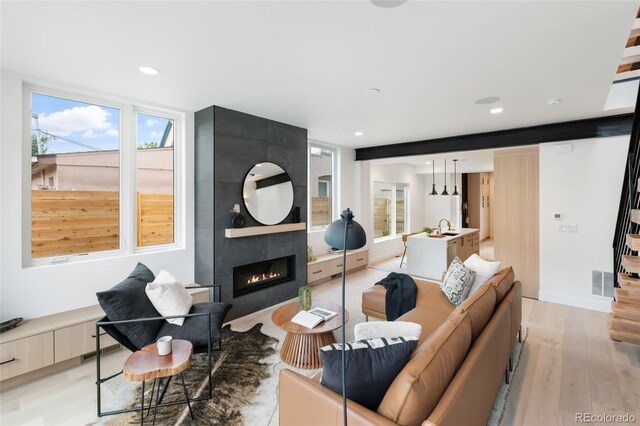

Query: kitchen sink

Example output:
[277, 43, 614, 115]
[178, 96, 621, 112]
[441, 232, 459, 236]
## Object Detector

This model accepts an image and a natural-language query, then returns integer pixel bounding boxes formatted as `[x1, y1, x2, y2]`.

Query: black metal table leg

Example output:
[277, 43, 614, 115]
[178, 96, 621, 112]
[140, 380, 145, 426]
[180, 372, 194, 420]
[152, 378, 162, 426]
[146, 378, 157, 418]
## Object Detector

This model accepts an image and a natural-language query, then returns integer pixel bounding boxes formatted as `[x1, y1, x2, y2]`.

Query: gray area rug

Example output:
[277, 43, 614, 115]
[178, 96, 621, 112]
[91, 323, 279, 425]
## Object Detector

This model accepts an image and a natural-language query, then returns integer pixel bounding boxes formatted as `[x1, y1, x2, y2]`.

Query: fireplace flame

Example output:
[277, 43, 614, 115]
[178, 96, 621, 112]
[247, 271, 281, 284]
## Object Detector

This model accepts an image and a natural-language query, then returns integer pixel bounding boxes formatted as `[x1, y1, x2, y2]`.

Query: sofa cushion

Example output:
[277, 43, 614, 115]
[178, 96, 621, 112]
[490, 267, 515, 304]
[319, 336, 419, 411]
[157, 302, 232, 352]
[440, 257, 476, 306]
[96, 263, 161, 349]
[452, 280, 497, 341]
[377, 310, 472, 425]
[396, 307, 450, 344]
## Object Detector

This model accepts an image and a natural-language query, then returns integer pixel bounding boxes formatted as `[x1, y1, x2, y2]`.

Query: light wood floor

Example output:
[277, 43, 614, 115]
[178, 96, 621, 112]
[0, 265, 638, 425]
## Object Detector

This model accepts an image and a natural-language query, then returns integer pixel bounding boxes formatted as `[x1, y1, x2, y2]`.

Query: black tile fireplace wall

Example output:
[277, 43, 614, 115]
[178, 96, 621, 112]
[195, 106, 308, 321]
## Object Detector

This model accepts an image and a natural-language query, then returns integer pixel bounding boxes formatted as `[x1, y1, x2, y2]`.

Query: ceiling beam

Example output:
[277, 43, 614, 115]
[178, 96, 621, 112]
[354, 114, 634, 161]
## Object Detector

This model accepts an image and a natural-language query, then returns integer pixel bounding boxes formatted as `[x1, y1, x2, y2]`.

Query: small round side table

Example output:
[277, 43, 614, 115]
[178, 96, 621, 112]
[271, 299, 349, 369]
[123, 339, 194, 425]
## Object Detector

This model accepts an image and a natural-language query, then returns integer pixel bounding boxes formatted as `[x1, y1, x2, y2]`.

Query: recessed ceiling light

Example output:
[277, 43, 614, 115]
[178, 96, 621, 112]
[425, 161, 431, 165]
[546, 98, 562, 106]
[490, 107, 505, 114]
[366, 88, 381, 95]
[139, 66, 160, 75]
[475, 96, 501, 105]
[355, 131, 364, 136]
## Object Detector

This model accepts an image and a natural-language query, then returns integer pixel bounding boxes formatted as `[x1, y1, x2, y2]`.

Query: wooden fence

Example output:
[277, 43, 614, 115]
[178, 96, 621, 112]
[373, 197, 405, 238]
[311, 196, 331, 226]
[137, 192, 174, 247]
[31, 190, 173, 258]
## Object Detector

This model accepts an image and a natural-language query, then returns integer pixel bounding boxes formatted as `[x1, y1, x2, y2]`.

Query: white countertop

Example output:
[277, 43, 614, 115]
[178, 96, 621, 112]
[409, 227, 479, 243]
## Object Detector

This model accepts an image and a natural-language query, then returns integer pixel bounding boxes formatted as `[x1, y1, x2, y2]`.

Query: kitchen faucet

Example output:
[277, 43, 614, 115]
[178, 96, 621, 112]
[438, 218, 451, 234]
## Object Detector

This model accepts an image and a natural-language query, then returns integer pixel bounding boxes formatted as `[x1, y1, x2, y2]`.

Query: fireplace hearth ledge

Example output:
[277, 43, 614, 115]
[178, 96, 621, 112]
[225, 223, 306, 238]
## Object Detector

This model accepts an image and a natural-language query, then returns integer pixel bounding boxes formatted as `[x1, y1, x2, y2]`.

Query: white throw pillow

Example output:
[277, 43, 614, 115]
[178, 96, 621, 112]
[145, 270, 193, 326]
[354, 321, 422, 341]
[464, 254, 501, 298]
[441, 257, 476, 306]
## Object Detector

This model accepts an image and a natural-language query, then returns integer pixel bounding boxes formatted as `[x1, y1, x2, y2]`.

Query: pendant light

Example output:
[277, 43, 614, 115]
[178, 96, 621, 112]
[452, 159, 460, 196]
[429, 160, 439, 195]
[441, 159, 449, 196]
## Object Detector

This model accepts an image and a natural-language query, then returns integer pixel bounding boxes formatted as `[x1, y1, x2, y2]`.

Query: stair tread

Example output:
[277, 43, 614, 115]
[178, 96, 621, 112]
[627, 234, 640, 251]
[632, 210, 640, 225]
[622, 256, 640, 273]
[612, 301, 640, 322]
[609, 328, 640, 345]
[618, 273, 640, 287]
[615, 288, 640, 306]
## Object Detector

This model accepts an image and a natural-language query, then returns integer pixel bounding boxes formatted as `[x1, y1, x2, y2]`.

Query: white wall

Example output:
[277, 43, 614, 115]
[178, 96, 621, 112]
[539, 136, 629, 312]
[365, 163, 426, 264]
[424, 172, 462, 230]
[0, 70, 195, 320]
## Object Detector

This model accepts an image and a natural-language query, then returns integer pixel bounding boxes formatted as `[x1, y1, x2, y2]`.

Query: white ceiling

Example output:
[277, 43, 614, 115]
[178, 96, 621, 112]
[373, 148, 495, 173]
[2, 1, 638, 148]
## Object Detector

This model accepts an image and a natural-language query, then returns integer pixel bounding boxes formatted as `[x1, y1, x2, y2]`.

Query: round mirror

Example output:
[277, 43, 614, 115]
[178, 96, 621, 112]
[243, 162, 294, 225]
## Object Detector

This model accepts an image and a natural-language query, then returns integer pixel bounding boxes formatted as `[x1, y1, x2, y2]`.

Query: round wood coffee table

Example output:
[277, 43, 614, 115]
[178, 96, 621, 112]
[123, 339, 194, 425]
[271, 299, 349, 369]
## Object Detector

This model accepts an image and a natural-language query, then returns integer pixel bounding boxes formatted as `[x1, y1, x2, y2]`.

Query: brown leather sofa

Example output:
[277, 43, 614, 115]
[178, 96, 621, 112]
[279, 267, 521, 426]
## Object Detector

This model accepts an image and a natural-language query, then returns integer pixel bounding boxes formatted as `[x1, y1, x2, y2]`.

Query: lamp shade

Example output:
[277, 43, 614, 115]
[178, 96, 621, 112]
[324, 208, 367, 250]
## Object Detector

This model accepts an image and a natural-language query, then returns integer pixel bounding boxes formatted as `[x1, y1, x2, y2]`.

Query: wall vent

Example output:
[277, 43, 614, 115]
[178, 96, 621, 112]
[81, 344, 121, 362]
[592, 270, 614, 298]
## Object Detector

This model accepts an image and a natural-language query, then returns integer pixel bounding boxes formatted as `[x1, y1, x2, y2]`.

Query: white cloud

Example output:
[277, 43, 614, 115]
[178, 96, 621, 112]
[150, 131, 162, 138]
[146, 118, 160, 127]
[82, 130, 97, 139]
[105, 128, 119, 136]
[38, 105, 115, 137]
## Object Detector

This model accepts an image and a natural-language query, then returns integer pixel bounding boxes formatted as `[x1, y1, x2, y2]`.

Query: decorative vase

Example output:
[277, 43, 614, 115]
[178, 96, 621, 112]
[307, 245, 316, 263]
[231, 212, 245, 228]
[298, 285, 312, 311]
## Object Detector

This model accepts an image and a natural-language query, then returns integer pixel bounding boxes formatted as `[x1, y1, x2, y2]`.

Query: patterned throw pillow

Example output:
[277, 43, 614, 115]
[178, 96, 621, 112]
[441, 257, 476, 306]
[319, 336, 418, 410]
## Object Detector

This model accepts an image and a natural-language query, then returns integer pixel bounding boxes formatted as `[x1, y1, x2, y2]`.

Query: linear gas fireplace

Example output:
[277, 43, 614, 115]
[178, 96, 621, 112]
[233, 255, 296, 297]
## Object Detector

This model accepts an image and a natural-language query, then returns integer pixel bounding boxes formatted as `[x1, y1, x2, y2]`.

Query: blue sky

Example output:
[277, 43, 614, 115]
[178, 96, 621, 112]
[31, 93, 171, 154]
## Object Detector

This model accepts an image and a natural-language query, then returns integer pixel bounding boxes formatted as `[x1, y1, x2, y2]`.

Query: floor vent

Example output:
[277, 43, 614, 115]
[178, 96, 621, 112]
[592, 270, 614, 298]
[81, 344, 122, 362]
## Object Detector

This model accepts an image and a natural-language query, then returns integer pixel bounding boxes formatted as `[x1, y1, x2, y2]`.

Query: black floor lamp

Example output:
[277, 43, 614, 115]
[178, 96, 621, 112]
[323, 208, 367, 426]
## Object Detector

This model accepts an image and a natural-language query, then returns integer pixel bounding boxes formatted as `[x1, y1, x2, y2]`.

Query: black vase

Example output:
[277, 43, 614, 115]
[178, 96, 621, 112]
[292, 206, 301, 223]
[231, 212, 245, 228]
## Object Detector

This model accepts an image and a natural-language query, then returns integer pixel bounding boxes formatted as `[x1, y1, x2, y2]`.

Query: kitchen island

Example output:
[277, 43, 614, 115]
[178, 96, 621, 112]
[407, 228, 480, 281]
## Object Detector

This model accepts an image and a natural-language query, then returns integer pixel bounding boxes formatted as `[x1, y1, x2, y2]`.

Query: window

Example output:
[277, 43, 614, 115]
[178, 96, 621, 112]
[373, 182, 408, 239]
[136, 112, 175, 247]
[26, 88, 181, 263]
[309, 144, 335, 228]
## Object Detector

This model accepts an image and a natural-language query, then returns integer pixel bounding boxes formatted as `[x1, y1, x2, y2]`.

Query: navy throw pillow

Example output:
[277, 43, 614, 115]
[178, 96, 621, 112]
[319, 336, 418, 410]
[96, 263, 161, 349]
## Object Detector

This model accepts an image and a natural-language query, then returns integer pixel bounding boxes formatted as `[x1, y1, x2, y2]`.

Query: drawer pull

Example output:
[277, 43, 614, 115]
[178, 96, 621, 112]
[356, 258, 364, 261]
[92, 332, 107, 338]
[0, 358, 16, 366]
[336, 264, 343, 267]
[312, 270, 323, 275]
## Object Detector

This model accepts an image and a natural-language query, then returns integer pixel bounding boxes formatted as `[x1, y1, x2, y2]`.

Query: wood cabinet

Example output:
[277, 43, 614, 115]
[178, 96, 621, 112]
[1, 332, 54, 381]
[307, 249, 369, 285]
[54, 320, 119, 363]
[451, 231, 480, 263]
